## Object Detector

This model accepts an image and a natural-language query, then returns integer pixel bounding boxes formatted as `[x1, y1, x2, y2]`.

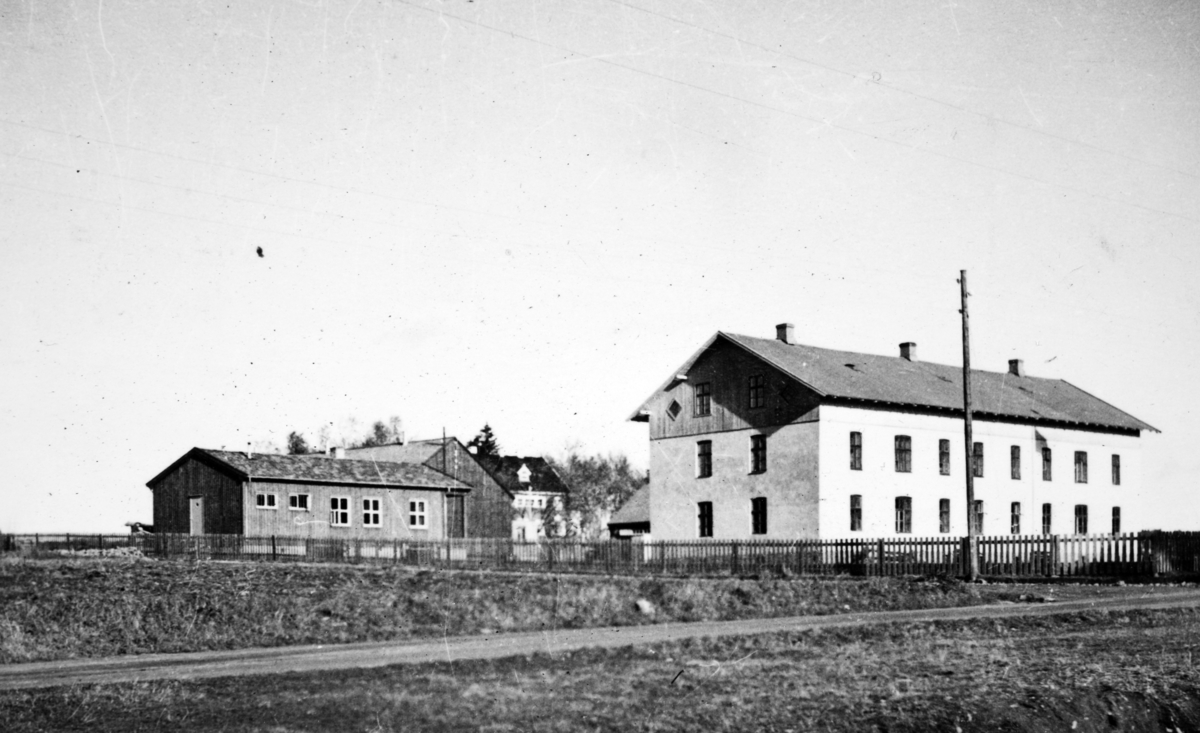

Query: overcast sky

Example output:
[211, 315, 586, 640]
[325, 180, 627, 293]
[3, 0, 1198, 533]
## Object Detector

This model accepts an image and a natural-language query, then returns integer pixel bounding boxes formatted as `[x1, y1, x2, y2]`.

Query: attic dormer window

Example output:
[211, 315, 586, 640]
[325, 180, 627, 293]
[517, 464, 532, 484]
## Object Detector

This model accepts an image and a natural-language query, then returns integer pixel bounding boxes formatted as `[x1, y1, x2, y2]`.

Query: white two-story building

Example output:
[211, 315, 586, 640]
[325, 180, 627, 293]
[629, 324, 1157, 540]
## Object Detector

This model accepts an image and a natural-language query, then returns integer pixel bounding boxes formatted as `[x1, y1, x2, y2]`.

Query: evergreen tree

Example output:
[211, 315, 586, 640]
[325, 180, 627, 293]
[467, 424, 500, 457]
[286, 431, 309, 455]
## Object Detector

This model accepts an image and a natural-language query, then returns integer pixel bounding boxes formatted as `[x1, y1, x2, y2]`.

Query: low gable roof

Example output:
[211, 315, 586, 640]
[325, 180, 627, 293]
[608, 485, 650, 527]
[478, 455, 570, 495]
[147, 448, 472, 491]
[630, 332, 1157, 434]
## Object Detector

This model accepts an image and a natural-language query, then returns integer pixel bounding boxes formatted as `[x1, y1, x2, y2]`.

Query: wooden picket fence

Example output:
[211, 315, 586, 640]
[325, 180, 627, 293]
[4, 530, 1199, 579]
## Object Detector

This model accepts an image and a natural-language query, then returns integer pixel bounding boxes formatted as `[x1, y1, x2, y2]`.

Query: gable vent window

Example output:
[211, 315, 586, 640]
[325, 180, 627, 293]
[939, 439, 951, 476]
[748, 374, 765, 409]
[850, 432, 862, 471]
[894, 435, 911, 473]
[1074, 451, 1088, 484]
[666, 400, 682, 421]
[694, 382, 712, 417]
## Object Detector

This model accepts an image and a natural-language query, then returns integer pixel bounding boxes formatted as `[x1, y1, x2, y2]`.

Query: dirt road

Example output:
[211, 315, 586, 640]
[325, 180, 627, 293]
[3, 589, 1198, 690]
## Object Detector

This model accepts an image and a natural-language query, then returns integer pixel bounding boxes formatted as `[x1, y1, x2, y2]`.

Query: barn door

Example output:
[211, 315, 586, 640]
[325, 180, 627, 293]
[189, 497, 204, 535]
[446, 494, 465, 538]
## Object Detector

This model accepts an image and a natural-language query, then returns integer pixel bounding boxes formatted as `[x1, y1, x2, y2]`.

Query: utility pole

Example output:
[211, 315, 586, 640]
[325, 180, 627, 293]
[959, 270, 979, 581]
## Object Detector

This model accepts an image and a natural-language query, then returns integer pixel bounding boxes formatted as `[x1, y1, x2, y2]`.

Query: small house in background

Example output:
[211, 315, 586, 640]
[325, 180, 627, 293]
[345, 437, 514, 538]
[147, 448, 471, 539]
[607, 484, 651, 538]
[478, 456, 571, 541]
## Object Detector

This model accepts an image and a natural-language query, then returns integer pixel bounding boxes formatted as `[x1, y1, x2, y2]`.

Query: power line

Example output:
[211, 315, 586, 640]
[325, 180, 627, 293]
[391, 0, 1200, 225]
[603, 0, 1200, 184]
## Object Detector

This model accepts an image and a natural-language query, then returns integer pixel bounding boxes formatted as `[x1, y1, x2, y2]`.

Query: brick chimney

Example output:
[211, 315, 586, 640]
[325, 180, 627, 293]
[899, 342, 917, 361]
[1008, 359, 1025, 377]
[776, 323, 795, 344]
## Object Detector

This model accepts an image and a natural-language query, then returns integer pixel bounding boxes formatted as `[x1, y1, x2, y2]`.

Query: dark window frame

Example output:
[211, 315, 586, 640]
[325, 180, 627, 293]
[1074, 504, 1088, 535]
[1042, 503, 1052, 535]
[1010, 502, 1021, 535]
[693, 382, 712, 417]
[939, 498, 951, 533]
[1074, 451, 1088, 484]
[894, 496, 912, 534]
[750, 435, 767, 474]
[1042, 447, 1052, 481]
[972, 442, 984, 478]
[939, 439, 951, 476]
[971, 500, 984, 535]
[850, 432, 862, 471]
[1112, 454, 1121, 485]
[698, 501, 713, 538]
[748, 374, 765, 409]
[751, 497, 768, 535]
[1111, 506, 1121, 535]
[697, 440, 713, 479]
[894, 435, 912, 473]
[850, 494, 862, 532]
[1010, 445, 1021, 480]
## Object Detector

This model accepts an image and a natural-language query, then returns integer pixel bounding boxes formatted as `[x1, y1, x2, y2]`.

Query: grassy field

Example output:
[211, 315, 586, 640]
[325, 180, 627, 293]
[0, 556, 1016, 663]
[3, 608, 1199, 732]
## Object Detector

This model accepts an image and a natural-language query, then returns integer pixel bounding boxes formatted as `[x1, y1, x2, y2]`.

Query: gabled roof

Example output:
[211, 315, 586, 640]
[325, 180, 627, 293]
[147, 448, 472, 491]
[343, 440, 445, 464]
[630, 332, 1157, 434]
[608, 484, 650, 527]
[478, 455, 570, 495]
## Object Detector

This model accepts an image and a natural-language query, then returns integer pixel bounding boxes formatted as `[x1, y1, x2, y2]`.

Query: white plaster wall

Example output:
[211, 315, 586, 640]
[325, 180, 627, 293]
[817, 405, 1143, 539]
[648, 422, 819, 540]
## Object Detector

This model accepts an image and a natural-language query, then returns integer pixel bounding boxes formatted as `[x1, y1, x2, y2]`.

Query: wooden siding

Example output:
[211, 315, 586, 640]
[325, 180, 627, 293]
[423, 441, 513, 538]
[649, 338, 823, 441]
[242, 480, 448, 540]
[151, 458, 244, 534]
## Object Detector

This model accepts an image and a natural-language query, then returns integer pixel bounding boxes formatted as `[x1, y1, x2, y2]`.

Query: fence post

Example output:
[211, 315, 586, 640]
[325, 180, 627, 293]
[877, 538, 885, 576]
[271, 535, 277, 560]
[731, 541, 740, 576]
[98, 534, 103, 553]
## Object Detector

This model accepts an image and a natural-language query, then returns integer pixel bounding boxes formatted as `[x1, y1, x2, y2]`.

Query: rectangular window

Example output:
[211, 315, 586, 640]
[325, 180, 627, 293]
[330, 497, 350, 527]
[971, 500, 984, 535]
[694, 382, 712, 416]
[894, 435, 912, 473]
[255, 493, 278, 509]
[288, 494, 310, 511]
[698, 501, 713, 538]
[939, 499, 951, 534]
[939, 439, 951, 476]
[362, 498, 381, 527]
[850, 432, 862, 471]
[1010, 446, 1021, 480]
[751, 497, 768, 535]
[750, 435, 767, 474]
[972, 442, 984, 477]
[696, 441, 713, 479]
[894, 497, 912, 534]
[850, 495, 862, 532]
[409, 500, 428, 529]
[748, 374, 765, 409]
[1112, 454, 1121, 485]
[1042, 448, 1052, 481]
[1042, 503, 1052, 535]
[1074, 504, 1088, 535]
[1075, 451, 1088, 484]
[1111, 506, 1121, 535]
[1010, 502, 1021, 535]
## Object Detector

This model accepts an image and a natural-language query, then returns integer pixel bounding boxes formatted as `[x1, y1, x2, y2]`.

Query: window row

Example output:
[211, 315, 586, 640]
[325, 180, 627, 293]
[850, 432, 1122, 485]
[696, 497, 768, 537]
[254, 493, 428, 529]
[696, 435, 768, 477]
[851, 495, 1121, 535]
[691, 374, 770, 417]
